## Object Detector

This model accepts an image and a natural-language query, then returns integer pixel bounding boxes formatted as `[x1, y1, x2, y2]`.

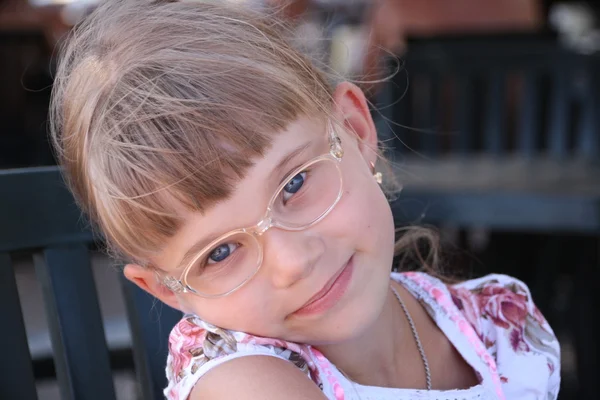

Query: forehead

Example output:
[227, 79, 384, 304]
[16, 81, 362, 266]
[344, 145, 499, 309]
[153, 116, 328, 269]
[222, 116, 327, 209]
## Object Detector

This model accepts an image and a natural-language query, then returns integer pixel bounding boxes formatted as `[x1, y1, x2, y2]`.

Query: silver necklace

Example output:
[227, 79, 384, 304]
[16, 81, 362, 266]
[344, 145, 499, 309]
[337, 286, 433, 397]
[391, 285, 432, 390]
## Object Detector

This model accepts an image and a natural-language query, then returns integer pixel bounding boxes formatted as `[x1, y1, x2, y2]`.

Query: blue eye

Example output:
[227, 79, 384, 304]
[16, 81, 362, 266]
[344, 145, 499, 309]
[208, 243, 238, 264]
[283, 172, 306, 201]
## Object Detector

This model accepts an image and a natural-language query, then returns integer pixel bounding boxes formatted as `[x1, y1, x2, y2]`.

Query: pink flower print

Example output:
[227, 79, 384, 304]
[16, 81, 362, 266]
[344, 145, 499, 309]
[167, 387, 178, 400]
[477, 285, 529, 330]
[404, 273, 506, 400]
[177, 320, 207, 348]
[168, 320, 206, 378]
[240, 335, 288, 349]
[430, 287, 445, 302]
[509, 328, 529, 352]
[240, 334, 316, 371]
[168, 347, 192, 380]
[451, 287, 483, 337]
[312, 349, 345, 400]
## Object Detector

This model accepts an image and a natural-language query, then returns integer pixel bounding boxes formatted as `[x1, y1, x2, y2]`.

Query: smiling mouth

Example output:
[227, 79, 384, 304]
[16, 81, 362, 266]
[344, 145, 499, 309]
[292, 255, 354, 317]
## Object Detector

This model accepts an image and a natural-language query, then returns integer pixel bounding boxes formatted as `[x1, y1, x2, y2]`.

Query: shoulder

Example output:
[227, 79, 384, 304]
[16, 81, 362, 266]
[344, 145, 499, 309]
[448, 274, 550, 341]
[396, 272, 561, 398]
[164, 315, 326, 400]
[450, 274, 561, 398]
[189, 355, 328, 400]
[397, 271, 553, 339]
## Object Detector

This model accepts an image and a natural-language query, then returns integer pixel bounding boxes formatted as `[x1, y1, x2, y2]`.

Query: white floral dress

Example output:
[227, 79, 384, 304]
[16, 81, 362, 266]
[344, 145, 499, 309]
[164, 272, 561, 400]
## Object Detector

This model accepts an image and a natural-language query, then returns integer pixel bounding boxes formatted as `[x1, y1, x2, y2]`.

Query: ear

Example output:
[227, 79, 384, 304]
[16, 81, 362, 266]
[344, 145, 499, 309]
[123, 263, 183, 311]
[332, 81, 379, 168]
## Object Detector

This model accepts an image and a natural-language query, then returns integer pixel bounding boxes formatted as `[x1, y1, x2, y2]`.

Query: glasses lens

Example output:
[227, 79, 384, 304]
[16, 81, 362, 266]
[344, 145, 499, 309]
[183, 231, 261, 297]
[271, 157, 342, 228]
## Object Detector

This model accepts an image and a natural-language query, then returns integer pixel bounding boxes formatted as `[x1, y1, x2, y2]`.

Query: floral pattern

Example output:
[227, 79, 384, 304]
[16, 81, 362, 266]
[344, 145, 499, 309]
[164, 273, 561, 400]
[167, 320, 206, 379]
[450, 277, 560, 361]
[449, 274, 561, 400]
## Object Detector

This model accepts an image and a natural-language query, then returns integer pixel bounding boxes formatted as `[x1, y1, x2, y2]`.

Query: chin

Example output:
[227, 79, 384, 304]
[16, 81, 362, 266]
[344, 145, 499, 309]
[288, 268, 391, 345]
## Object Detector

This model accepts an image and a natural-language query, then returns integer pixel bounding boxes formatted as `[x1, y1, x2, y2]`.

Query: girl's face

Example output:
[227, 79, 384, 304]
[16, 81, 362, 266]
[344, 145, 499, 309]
[129, 84, 396, 344]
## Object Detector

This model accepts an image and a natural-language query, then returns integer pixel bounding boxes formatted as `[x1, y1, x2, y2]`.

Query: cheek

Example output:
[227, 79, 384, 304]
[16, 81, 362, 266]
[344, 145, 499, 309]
[181, 290, 280, 335]
[337, 176, 395, 251]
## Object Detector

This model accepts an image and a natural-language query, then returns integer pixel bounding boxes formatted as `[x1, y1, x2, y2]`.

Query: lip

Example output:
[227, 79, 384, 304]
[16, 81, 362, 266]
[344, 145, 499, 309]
[293, 255, 354, 317]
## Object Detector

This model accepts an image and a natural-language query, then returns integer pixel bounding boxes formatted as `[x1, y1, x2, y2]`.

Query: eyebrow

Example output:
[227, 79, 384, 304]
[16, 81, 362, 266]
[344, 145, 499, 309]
[269, 141, 312, 182]
[177, 232, 219, 271]
[175, 141, 313, 270]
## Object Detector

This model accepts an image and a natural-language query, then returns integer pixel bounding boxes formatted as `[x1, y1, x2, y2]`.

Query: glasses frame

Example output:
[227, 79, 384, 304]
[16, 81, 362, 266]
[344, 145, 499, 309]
[162, 122, 345, 298]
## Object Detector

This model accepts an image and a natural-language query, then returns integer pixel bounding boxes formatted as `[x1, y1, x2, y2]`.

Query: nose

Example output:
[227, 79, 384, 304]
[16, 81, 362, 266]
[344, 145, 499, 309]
[261, 228, 324, 289]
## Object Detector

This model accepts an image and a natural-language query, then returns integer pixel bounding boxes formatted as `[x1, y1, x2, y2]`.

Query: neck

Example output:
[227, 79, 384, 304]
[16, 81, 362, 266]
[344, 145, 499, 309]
[314, 282, 415, 388]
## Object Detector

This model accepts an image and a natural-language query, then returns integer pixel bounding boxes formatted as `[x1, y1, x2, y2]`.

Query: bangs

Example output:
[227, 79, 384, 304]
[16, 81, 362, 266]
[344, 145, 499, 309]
[51, 0, 333, 263]
[87, 74, 324, 263]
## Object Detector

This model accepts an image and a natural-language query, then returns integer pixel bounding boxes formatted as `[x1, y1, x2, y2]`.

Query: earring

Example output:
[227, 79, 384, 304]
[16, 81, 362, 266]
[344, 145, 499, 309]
[370, 161, 383, 184]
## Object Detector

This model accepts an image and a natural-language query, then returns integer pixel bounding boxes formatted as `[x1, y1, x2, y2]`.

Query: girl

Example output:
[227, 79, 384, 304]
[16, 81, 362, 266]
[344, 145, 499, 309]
[50, 1, 560, 399]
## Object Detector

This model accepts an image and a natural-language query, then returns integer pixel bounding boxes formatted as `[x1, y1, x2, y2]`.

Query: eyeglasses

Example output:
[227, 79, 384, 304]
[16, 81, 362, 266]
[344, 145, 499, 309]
[162, 122, 344, 298]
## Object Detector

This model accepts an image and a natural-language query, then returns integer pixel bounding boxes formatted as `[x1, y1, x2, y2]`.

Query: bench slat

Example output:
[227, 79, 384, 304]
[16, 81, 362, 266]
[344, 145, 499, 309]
[548, 66, 570, 158]
[454, 73, 475, 154]
[393, 156, 600, 196]
[483, 70, 506, 155]
[416, 74, 440, 156]
[517, 70, 540, 156]
[393, 189, 600, 233]
[34, 245, 116, 400]
[121, 277, 182, 400]
[577, 63, 600, 159]
[0, 252, 38, 400]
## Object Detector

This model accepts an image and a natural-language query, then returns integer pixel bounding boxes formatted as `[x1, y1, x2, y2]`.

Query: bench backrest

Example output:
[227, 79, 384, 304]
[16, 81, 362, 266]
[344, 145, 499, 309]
[0, 166, 182, 400]
[375, 33, 600, 160]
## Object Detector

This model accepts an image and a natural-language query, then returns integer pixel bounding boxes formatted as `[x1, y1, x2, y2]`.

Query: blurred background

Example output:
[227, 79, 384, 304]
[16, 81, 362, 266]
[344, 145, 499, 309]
[1, 0, 598, 399]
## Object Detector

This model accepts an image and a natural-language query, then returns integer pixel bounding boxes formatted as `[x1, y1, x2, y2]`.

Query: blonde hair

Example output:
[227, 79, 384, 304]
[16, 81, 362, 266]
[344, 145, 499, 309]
[50, 0, 336, 264]
[50, 0, 441, 274]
